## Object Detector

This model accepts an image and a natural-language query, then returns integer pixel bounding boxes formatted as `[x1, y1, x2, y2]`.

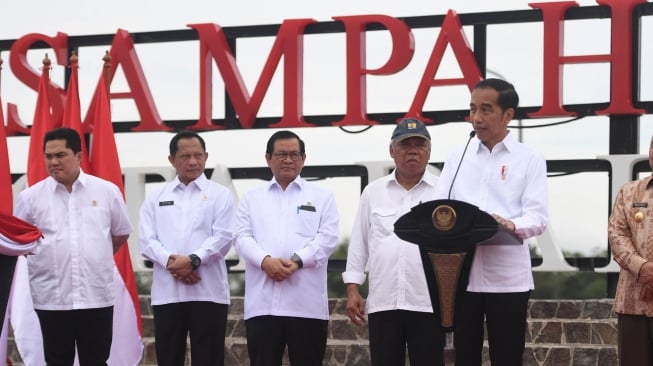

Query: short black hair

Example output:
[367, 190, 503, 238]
[43, 128, 82, 154]
[265, 130, 305, 155]
[169, 130, 206, 156]
[473, 78, 519, 112]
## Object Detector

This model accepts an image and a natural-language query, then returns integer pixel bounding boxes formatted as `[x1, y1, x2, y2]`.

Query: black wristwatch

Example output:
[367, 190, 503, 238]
[189, 254, 201, 270]
[290, 253, 303, 269]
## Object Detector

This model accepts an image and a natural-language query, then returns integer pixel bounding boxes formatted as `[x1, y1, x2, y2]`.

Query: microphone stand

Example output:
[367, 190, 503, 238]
[447, 130, 476, 200]
[443, 130, 475, 366]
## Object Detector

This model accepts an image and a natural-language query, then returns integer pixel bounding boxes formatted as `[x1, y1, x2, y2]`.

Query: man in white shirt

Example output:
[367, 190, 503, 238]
[139, 131, 235, 366]
[343, 118, 445, 366]
[14, 128, 133, 366]
[234, 130, 339, 366]
[435, 78, 548, 365]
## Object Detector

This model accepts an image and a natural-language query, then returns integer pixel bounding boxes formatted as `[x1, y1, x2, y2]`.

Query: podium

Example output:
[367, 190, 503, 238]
[394, 199, 521, 365]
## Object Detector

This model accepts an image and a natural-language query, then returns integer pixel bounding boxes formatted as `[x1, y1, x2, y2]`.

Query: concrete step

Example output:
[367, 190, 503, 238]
[7, 298, 619, 366]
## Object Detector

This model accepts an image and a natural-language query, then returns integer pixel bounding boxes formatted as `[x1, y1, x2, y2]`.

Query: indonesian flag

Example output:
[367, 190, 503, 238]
[0, 96, 11, 216]
[11, 58, 144, 366]
[61, 54, 90, 172]
[9, 58, 53, 366]
[0, 92, 13, 365]
[89, 72, 143, 365]
[25, 60, 54, 187]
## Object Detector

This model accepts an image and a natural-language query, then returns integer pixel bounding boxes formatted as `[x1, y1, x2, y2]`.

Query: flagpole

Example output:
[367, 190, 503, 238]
[103, 51, 111, 96]
[42, 53, 51, 90]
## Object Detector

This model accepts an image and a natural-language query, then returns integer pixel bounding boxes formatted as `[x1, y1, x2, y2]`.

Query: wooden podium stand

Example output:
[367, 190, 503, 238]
[394, 199, 520, 365]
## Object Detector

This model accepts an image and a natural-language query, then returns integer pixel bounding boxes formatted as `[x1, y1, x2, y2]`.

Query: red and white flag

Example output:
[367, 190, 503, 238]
[25, 58, 54, 187]
[0, 86, 12, 216]
[62, 53, 90, 172]
[89, 71, 143, 366]
[10, 57, 53, 366]
[11, 57, 144, 366]
[0, 82, 13, 366]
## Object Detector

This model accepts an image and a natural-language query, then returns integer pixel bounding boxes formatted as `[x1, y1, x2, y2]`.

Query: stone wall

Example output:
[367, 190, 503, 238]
[7, 297, 618, 366]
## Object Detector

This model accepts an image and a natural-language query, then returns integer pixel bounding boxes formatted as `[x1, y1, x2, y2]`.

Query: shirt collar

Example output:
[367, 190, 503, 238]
[388, 169, 437, 189]
[47, 169, 87, 192]
[170, 173, 209, 192]
[267, 175, 303, 191]
[473, 130, 518, 154]
[645, 175, 653, 190]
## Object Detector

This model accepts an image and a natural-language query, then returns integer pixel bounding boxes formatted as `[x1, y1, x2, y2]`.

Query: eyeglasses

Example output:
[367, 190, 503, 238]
[271, 151, 304, 161]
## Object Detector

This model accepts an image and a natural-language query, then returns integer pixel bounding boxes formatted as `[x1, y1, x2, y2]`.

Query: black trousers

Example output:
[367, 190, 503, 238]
[245, 315, 328, 366]
[617, 313, 653, 366]
[0, 255, 17, 335]
[35, 306, 113, 366]
[454, 291, 531, 366]
[368, 310, 445, 366]
[152, 301, 228, 366]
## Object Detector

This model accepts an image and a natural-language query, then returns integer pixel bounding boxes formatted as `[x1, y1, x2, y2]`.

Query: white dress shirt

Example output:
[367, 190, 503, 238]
[435, 131, 548, 293]
[139, 174, 235, 306]
[342, 171, 439, 314]
[14, 171, 133, 310]
[234, 176, 339, 320]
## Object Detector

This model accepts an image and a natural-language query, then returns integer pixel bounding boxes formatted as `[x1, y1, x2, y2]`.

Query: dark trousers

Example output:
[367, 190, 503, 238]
[245, 315, 328, 366]
[35, 306, 113, 366]
[0, 255, 17, 335]
[152, 301, 228, 366]
[617, 313, 653, 366]
[454, 291, 530, 366]
[368, 310, 445, 366]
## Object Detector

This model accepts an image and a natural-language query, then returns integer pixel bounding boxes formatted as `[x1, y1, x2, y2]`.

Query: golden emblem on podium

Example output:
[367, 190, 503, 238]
[432, 205, 456, 231]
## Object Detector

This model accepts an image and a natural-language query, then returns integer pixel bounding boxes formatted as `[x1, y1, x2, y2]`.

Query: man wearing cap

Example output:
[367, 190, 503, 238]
[343, 118, 445, 366]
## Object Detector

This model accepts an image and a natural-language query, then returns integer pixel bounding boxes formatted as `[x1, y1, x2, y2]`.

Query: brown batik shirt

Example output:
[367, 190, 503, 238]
[609, 175, 653, 316]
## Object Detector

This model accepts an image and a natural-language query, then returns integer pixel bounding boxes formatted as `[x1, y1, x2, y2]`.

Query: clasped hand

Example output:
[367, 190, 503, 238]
[261, 256, 299, 282]
[167, 254, 201, 285]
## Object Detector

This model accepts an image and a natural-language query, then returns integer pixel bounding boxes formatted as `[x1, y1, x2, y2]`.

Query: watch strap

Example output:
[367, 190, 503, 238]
[291, 253, 303, 269]
[189, 254, 201, 270]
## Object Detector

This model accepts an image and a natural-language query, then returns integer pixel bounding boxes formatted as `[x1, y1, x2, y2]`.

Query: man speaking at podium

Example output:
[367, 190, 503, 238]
[435, 78, 548, 365]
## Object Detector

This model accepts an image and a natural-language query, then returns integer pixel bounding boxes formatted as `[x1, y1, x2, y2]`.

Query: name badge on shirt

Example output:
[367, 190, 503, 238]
[633, 202, 648, 208]
[159, 201, 174, 206]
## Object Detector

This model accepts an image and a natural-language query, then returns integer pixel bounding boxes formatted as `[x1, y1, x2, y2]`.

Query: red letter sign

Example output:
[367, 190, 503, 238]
[190, 19, 317, 130]
[332, 15, 414, 126]
[84, 29, 166, 132]
[406, 10, 483, 123]
[529, 0, 645, 117]
[8, 32, 68, 135]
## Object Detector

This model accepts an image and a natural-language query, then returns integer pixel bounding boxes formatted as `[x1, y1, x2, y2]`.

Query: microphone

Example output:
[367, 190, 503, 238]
[447, 130, 476, 200]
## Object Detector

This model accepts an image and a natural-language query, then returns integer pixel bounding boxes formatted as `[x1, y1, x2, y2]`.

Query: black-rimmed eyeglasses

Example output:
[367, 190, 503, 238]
[271, 152, 304, 161]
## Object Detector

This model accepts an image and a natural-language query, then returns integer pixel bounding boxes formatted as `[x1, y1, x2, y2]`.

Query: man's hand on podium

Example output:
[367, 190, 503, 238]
[346, 283, 367, 326]
[492, 214, 515, 233]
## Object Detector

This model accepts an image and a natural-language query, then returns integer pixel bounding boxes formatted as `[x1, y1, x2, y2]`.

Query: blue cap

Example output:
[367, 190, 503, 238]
[391, 118, 431, 142]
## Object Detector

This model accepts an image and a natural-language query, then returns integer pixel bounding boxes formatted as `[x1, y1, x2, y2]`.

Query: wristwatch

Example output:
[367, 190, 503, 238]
[189, 254, 201, 270]
[290, 253, 303, 269]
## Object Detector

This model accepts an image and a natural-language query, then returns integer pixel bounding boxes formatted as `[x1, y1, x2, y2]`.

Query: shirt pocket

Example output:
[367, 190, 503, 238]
[296, 209, 320, 237]
[371, 207, 397, 237]
[81, 206, 112, 262]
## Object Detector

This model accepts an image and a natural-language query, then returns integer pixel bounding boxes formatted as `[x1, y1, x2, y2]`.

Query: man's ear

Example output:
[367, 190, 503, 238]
[503, 107, 515, 123]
